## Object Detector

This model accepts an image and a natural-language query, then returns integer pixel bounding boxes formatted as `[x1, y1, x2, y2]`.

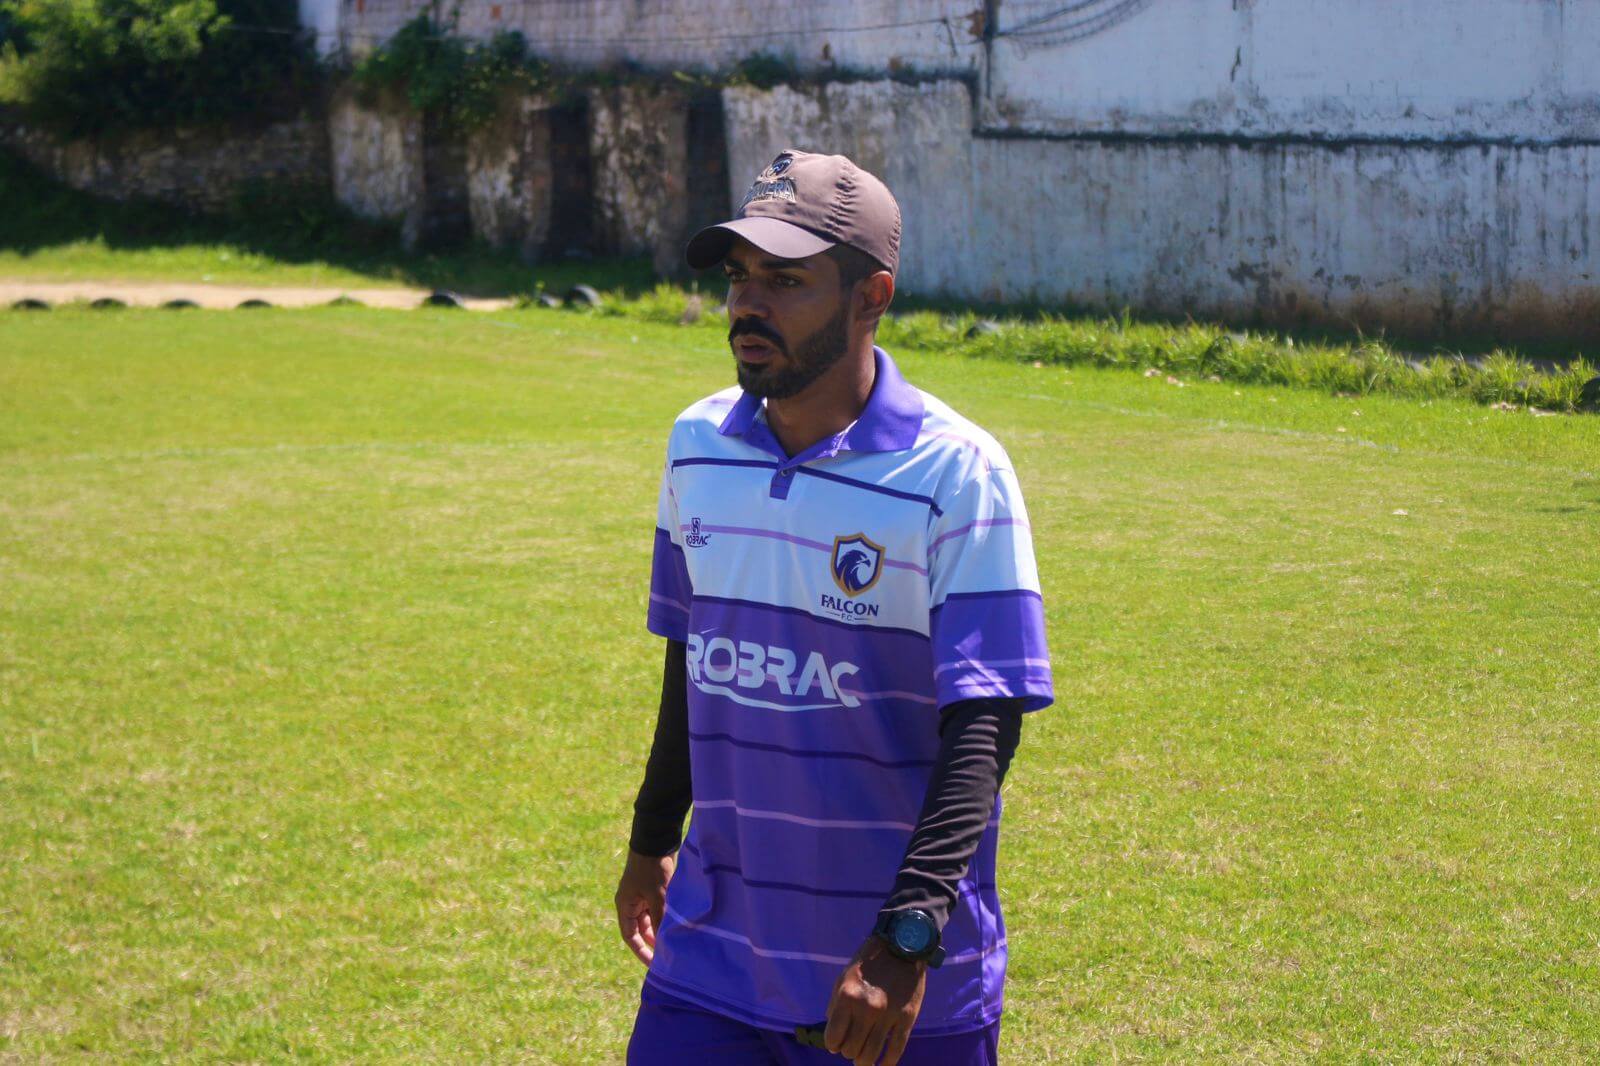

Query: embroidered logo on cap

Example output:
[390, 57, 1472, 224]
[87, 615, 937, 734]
[739, 177, 796, 212]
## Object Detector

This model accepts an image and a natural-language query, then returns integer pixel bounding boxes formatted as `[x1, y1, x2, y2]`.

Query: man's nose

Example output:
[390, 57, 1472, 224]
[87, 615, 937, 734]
[727, 283, 769, 321]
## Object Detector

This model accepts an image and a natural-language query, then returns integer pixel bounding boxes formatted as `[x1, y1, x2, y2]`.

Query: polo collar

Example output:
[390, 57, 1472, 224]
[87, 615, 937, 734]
[717, 346, 925, 454]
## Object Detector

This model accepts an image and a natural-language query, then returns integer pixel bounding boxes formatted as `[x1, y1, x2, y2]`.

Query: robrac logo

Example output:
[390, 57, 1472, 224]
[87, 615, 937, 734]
[686, 633, 861, 711]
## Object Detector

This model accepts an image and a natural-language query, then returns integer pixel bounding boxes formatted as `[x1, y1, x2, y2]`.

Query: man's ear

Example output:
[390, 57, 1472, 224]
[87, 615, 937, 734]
[854, 271, 895, 330]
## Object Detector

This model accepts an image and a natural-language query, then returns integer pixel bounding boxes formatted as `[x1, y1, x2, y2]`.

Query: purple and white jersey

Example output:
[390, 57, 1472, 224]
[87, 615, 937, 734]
[644, 347, 1052, 1035]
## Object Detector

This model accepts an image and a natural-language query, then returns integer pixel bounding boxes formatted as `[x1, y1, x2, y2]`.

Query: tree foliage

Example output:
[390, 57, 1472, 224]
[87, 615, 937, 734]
[0, 0, 319, 137]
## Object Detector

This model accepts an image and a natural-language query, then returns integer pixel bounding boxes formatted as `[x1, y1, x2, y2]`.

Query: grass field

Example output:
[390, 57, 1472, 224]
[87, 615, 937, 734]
[2, 305, 1598, 1062]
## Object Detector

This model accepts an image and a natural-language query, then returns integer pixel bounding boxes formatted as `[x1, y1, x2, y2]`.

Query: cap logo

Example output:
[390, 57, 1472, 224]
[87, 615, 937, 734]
[739, 177, 796, 213]
[768, 155, 792, 176]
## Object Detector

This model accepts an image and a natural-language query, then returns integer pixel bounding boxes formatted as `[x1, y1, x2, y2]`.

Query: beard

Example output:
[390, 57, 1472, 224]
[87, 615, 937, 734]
[730, 303, 851, 399]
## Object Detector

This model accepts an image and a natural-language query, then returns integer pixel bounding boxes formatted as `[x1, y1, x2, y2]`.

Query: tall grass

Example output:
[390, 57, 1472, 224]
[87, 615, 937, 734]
[593, 285, 1599, 414]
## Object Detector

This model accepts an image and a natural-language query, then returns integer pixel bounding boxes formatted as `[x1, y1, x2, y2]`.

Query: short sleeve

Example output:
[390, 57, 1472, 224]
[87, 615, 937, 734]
[646, 459, 693, 641]
[927, 467, 1053, 712]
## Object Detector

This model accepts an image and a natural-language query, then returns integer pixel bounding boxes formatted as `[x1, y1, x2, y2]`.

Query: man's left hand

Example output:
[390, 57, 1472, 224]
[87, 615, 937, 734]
[823, 935, 927, 1065]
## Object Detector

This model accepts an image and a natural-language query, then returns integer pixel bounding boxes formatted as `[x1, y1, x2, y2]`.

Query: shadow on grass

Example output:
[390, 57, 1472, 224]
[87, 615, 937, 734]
[0, 147, 657, 299]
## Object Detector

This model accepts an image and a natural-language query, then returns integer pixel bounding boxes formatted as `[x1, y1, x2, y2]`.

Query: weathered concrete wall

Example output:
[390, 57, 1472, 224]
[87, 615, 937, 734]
[328, 86, 424, 245]
[338, 0, 974, 76]
[725, 80, 1600, 347]
[0, 112, 328, 213]
[723, 82, 976, 298]
[465, 94, 554, 258]
[587, 85, 692, 275]
[333, 0, 1600, 144]
[983, 0, 1600, 142]
[319, 0, 1600, 342]
[296, 0, 340, 54]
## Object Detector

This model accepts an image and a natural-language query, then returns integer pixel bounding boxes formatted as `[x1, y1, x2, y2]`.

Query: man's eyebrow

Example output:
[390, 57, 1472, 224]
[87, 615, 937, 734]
[722, 255, 811, 271]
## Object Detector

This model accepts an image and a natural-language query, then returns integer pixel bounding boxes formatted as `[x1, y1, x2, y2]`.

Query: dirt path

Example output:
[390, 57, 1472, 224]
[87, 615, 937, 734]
[0, 281, 516, 312]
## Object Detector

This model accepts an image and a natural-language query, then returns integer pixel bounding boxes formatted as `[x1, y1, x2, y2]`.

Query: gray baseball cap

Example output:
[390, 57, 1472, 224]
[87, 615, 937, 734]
[685, 149, 901, 276]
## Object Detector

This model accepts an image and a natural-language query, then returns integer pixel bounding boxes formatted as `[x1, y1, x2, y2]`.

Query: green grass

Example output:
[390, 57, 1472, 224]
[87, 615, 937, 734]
[3, 306, 1599, 1062]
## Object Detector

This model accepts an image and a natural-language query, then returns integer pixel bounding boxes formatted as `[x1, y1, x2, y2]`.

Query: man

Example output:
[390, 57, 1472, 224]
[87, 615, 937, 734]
[615, 149, 1052, 1066]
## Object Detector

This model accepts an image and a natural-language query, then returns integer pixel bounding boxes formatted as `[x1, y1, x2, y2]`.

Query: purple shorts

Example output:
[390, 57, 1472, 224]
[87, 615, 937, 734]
[626, 979, 1001, 1066]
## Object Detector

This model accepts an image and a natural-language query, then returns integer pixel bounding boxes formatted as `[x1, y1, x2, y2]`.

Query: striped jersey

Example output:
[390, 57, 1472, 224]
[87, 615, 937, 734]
[644, 346, 1052, 1035]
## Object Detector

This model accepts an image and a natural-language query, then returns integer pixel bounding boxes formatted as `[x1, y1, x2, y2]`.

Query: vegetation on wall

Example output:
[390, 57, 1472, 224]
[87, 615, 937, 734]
[0, 0, 319, 137]
[347, 14, 889, 124]
[351, 13, 547, 128]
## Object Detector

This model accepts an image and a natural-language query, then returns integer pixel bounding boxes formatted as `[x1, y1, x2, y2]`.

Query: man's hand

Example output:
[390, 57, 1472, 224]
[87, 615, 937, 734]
[615, 849, 675, 966]
[823, 935, 927, 1066]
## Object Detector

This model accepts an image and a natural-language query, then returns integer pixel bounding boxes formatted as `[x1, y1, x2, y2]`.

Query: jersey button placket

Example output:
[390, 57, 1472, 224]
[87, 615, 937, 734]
[770, 464, 796, 500]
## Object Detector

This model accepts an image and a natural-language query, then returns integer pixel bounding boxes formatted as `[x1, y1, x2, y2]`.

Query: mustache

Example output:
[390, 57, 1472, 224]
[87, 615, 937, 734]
[729, 318, 786, 353]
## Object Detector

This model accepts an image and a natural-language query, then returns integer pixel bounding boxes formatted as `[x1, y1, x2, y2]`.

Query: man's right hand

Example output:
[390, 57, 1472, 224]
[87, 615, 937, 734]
[615, 849, 675, 966]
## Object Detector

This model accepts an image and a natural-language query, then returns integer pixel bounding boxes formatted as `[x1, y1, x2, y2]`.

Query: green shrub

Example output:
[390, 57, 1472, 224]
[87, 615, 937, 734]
[352, 14, 545, 128]
[0, 0, 319, 137]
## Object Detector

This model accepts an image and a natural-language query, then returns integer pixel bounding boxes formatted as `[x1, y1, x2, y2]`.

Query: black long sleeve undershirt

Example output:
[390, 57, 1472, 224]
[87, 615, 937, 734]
[630, 638, 1025, 933]
[629, 638, 695, 857]
[878, 696, 1023, 930]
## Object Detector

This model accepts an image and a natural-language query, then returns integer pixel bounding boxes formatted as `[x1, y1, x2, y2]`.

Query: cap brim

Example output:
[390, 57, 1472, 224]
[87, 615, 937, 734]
[684, 217, 836, 270]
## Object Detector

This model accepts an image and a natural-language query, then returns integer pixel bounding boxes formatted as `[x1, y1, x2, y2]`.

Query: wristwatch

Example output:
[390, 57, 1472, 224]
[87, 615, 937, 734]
[871, 908, 945, 968]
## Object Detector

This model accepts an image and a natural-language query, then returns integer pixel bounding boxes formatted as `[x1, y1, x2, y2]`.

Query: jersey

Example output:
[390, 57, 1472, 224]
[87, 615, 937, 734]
[643, 346, 1052, 1035]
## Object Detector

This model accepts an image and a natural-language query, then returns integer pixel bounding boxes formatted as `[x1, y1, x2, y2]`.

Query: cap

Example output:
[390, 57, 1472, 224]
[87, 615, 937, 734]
[685, 149, 901, 276]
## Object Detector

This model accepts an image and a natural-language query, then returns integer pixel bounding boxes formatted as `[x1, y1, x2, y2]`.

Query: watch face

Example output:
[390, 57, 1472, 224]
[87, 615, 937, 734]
[893, 915, 932, 953]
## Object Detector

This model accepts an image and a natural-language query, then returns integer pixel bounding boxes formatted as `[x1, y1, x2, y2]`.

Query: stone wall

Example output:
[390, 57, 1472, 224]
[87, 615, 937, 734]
[327, 85, 424, 246]
[465, 93, 555, 259]
[588, 85, 692, 276]
[322, 85, 706, 266]
[0, 111, 328, 213]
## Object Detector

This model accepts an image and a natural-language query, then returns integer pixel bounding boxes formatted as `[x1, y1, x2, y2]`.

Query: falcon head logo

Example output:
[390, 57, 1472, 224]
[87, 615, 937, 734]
[830, 533, 885, 597]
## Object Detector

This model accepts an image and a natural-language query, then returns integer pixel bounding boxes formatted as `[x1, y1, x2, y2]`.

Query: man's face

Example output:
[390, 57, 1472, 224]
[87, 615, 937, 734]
[723, 237, 852, 399]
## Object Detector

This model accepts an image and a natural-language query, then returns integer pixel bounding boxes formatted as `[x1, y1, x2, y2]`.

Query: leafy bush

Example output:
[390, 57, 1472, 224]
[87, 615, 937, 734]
[352, 14, 545, 128]
[0, 0, 318, 137]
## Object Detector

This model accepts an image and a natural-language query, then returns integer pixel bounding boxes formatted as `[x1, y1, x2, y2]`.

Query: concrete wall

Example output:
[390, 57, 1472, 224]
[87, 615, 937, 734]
[588, 85, 692, 275]
[723, 82, 978, 299]
[296, 0, 340, 55]
[317, 0, 1600, 344]
[982, 0, 1600, 143]
[465, 93, 555, 259]
[337, 0, 976, 75]
[334, 0, 1600, 143]
[725, 80, 1600, 345]
[0, 112, 328, 213]
[328, 86, 424, 245]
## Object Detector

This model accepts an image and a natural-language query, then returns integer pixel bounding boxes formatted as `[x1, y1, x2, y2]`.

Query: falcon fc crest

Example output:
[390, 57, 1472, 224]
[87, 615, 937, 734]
[830, 533, 885, 597]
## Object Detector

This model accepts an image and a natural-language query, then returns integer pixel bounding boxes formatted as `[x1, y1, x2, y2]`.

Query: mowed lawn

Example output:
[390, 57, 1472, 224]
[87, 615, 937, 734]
[2, 307, 1598, 1063]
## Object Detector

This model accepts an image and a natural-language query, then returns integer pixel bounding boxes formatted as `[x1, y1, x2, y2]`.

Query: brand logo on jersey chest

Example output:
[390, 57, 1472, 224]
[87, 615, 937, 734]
[830, 533, 885, 597]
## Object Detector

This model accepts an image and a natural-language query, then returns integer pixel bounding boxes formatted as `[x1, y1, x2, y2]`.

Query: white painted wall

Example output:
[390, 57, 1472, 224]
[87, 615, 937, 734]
[727, 80, 1600, 342]
[336, 0, 1600, 143]
[982, 0, 1600, 142]
[339, 0, 980, 73]
[296, 0, 341, 54]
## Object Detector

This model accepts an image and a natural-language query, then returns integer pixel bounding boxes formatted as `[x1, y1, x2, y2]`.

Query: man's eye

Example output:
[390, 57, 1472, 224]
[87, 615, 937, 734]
[774, 275, 799, 287]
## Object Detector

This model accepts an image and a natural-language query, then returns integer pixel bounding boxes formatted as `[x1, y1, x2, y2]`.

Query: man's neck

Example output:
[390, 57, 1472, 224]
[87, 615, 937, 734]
[764, 343, 877, 458]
